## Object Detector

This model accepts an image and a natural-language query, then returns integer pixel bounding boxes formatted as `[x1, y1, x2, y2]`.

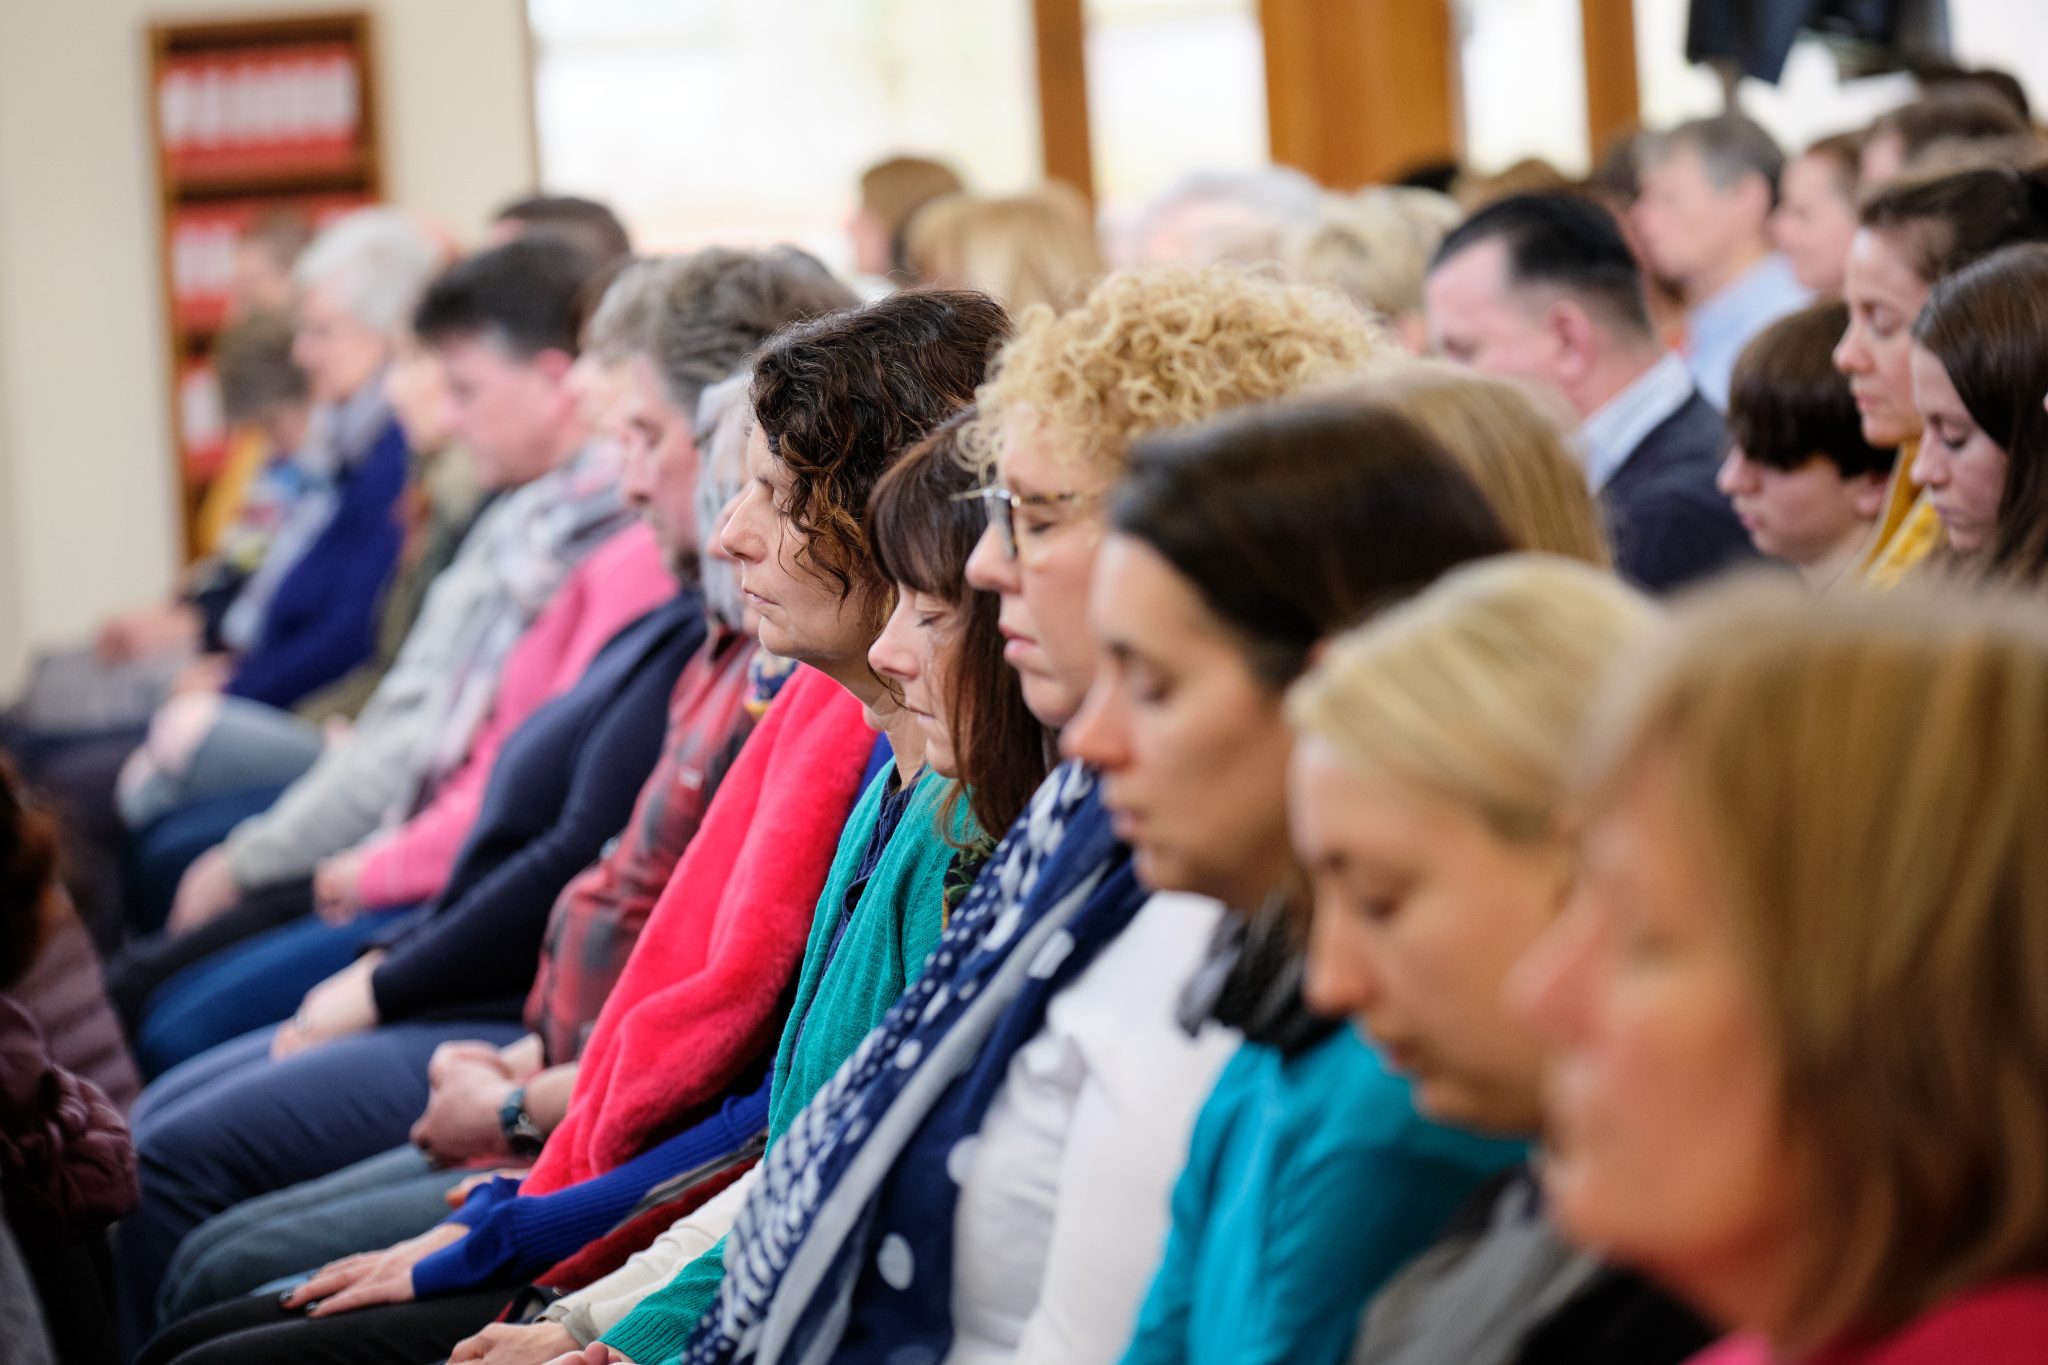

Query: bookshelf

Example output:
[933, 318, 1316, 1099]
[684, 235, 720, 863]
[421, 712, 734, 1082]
[147, 11, 383, 558]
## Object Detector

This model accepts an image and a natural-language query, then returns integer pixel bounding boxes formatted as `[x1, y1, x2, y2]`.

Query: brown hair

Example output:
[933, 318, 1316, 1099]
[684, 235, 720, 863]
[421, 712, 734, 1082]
[1871, 91, 2031, 169]
[1913, 243, 2048, 585]
[870, 410, 1050, 837]
[859, 156, 966, 277]
[750, 289, 1011, 624]
[1859, 160, 2048, 284]
[1579, 576, 2048, 1347]
[0, 759, 57, 990]
[1730, 301, 1894, 480]
[1334, 362, 1611, 567]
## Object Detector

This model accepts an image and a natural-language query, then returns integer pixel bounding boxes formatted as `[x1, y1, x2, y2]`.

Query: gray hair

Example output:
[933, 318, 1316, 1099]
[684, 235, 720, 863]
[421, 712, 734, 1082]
[1126, 166, 1326, 267]
[583, 255, 684, 366]
[294, 207, 446, 334]
[1646, 114, 1787, 208]
[693, 368, 755, 628]
[656, 246, 858, 416]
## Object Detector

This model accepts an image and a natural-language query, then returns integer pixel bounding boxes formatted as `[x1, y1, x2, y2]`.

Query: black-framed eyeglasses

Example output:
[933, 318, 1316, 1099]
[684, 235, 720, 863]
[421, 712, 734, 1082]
[956, 484, 1104, 560]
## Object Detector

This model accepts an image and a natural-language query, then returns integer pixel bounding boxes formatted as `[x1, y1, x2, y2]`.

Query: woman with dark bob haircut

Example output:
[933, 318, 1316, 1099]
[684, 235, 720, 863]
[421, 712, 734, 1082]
[1908, 242, 2048, 586]
[868, 410, 1051, 840]
[1060, 399, 1527, 1365]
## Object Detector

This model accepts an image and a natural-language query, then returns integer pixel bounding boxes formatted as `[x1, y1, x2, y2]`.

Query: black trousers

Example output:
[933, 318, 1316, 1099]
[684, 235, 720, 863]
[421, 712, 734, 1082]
[137, 1283, 521, 1365]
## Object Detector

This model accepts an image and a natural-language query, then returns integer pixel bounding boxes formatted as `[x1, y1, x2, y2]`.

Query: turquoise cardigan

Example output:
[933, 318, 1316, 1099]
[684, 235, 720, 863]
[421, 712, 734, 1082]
[1120, 1026, 1527, 1365]
[603, 764, 967, 1363]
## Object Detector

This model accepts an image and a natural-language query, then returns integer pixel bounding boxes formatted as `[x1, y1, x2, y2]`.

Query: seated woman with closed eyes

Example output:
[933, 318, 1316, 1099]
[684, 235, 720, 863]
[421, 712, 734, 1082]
[1520, 577, 2048, 1364]
[599, 266, 1391, 1365]
[1063, 399, 1530, 1365]
[1289, 554, 1713, 1365]
[136, 289, 1018, 1365]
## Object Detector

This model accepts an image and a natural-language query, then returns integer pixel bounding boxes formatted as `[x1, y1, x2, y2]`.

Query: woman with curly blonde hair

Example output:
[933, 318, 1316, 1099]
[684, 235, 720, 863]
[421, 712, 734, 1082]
[566, 266, 1392, 1365]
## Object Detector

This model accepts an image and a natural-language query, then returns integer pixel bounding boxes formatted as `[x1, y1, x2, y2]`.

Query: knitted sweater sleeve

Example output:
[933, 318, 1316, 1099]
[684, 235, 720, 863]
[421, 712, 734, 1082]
[413, 1077, 770, 1298]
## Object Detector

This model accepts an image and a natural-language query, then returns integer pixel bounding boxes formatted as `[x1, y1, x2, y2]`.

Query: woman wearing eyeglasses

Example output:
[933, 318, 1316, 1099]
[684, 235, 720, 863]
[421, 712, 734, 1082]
[605, 265, 1384, 1365]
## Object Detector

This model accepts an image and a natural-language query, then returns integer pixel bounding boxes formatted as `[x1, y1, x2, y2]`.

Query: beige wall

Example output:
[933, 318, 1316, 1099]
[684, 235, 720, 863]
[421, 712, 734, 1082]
[0, 0, 536, 689]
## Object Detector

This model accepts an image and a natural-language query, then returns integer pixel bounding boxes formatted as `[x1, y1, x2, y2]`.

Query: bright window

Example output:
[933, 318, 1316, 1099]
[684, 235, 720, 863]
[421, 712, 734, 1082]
[527, 0, 1040, 266]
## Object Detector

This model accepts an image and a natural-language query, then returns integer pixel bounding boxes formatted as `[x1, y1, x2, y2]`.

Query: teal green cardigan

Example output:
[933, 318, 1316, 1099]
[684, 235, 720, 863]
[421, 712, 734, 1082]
[602, 764, 966, 1362]
[1119, 1026, 1526, 1365]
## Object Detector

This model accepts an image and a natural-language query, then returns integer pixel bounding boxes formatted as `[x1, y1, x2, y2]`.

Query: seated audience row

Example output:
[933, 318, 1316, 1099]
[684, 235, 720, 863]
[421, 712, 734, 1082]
[7, 73, 2048, 1365]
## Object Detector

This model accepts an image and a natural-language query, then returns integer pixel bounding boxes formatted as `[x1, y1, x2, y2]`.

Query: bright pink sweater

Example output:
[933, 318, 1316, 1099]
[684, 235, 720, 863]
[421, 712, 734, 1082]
[1690, 1278, 2048, 1365]
[353, 523, 675, 908]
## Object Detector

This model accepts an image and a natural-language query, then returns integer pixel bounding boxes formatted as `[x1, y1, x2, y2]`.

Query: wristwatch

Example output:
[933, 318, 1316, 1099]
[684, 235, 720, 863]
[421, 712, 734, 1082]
[498, 1085, 545, 1158]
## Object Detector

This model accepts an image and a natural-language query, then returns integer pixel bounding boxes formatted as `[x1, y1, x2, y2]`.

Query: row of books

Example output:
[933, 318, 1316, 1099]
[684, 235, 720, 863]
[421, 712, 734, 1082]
[157, 43, 363, 176]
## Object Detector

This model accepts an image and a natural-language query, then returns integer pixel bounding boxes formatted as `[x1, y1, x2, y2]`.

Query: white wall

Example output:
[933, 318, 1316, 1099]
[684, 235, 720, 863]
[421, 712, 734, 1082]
[0, 0, 537, 689]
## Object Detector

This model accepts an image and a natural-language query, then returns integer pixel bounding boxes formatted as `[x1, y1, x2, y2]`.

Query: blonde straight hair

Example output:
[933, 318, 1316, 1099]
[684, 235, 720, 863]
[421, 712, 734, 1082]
[1288, 555, 1653, 843]
[1578, 574, 2048, 1346]
[1336, 362, 1612, 569]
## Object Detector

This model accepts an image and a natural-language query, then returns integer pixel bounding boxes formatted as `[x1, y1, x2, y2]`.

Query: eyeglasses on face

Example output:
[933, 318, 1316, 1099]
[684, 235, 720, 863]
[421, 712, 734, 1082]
[955, 484, 1104, 559]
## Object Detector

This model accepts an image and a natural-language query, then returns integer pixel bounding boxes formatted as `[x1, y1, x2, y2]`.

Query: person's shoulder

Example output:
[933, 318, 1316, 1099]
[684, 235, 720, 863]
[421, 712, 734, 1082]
[1629, 393, 1728, 471]
[1842, 1278, 2048, 1364]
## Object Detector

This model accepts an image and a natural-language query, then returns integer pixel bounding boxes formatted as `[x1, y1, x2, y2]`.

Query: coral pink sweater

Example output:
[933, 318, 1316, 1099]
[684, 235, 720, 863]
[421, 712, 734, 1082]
[353, 523, 674, 908]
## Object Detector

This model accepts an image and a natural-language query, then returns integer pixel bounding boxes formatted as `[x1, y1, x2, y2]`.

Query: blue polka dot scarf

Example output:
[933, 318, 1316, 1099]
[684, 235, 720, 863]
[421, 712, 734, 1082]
[682, 760, 1151, 1364]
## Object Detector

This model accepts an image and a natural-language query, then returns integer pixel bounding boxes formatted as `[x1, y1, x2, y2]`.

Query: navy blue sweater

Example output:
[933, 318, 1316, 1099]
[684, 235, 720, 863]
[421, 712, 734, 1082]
[369, 590, 706, 1021]
[225, 416, 411, 708]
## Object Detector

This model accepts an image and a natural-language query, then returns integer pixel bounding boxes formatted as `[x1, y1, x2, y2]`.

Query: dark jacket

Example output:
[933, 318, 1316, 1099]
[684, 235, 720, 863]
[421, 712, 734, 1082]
[224, 415, 411, 709]
[0, 995, 138, 1240]
[11, 899, 139, 1113]
[1602, 393, 1758, 595]
[368, 590, 707, 1022]
[1685, 0, 1950, 82]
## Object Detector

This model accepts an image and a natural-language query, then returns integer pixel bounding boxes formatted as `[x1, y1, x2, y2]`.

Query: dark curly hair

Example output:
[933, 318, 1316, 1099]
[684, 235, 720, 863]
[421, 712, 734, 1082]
[749, 289, 1012, 624]
[0, 758, 58, 990]
[871, 409, 1051, 837]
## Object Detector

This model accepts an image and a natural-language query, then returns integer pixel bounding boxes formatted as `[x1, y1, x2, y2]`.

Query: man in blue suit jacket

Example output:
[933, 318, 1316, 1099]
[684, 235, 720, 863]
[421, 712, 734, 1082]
[1423, 191, 1757, 593]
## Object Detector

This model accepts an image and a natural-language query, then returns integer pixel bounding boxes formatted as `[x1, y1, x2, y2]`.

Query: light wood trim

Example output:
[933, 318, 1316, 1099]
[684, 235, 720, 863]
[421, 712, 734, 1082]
[1260, 0, 1457, 188]
[1580, 0, 1641, 161]
[1031, 0, 1095, 200]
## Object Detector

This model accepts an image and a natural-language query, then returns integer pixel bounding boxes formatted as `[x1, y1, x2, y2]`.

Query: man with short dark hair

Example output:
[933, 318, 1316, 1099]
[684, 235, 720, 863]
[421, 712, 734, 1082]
[488, 194, 635, 270]
[1425, 192, 1756, 592]
[1632, 114, 1810, 409]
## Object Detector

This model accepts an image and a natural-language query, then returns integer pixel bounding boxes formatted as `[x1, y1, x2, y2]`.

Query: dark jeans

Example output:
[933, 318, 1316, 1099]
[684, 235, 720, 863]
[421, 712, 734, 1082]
[156, 1145, 464, 1327]
[106, 879, 315, 1037]
[118, 1018, 526, 1355]
[132, 905, 421, 1077]
[124, 785, 292, 937]
[138, 1281, 520, 1365]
